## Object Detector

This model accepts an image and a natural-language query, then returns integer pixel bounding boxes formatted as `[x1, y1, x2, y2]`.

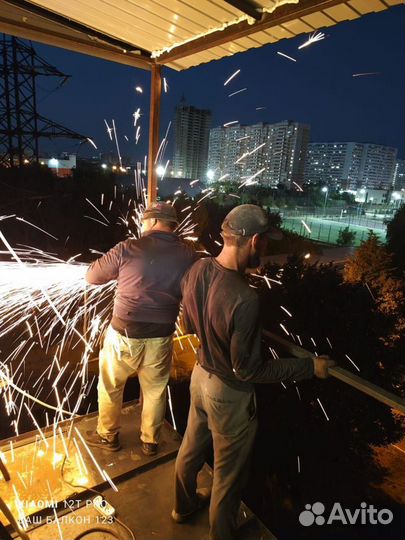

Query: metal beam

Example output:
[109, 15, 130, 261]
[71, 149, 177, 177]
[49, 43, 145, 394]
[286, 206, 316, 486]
[3, 0, 150, 57]
[263, 330, 405, 414]
[0, 16, 152, 70]
[147, 63, 162, 204]
[222, 0, 262, 20]
[158, 0, 344, 64]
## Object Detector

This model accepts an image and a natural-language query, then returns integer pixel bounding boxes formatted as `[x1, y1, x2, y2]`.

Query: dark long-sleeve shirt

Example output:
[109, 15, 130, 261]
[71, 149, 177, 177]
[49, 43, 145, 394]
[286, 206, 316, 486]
[181, 258, 314, 391]
[86, 231, 197, 337]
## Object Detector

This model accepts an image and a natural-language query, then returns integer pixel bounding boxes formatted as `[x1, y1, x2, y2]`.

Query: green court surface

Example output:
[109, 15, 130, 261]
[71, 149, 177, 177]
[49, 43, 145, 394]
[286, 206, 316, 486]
[282, 216, 386, 246]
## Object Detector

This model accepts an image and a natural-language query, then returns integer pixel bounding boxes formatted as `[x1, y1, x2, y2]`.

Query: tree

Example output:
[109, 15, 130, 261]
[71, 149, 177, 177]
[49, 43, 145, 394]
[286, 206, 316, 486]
[336, 226, 356, 246]
[344, 231, 405, 348]
[386, 204, 405, 274]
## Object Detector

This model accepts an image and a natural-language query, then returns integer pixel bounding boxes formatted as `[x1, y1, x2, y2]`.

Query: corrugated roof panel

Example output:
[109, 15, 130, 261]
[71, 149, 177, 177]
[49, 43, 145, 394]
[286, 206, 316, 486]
[26, 0, 176, 50]
[172, 49, 219, 69]
[122, 0, 209, 36]
[347, 0, 387, 14]
[144, 0, 224, 28]
[231, 35, 265, 49]
[246, 29, 279, 45]
[180, 0, 242, 21]
[281, 18, 314, 35]
[323, 4, 360, 21]
[266, 25, 295, 40]
[301, 11, 337, 27]
[218, 41, 246, 54]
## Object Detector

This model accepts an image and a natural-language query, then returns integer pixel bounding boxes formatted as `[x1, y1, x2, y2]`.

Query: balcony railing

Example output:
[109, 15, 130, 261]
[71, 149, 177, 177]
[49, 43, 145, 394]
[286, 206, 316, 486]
[263, 329, 405, 415]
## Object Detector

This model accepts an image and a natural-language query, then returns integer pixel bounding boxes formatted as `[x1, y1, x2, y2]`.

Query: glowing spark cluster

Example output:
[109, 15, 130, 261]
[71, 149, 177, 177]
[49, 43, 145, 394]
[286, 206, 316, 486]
[298, 31, 325, 50]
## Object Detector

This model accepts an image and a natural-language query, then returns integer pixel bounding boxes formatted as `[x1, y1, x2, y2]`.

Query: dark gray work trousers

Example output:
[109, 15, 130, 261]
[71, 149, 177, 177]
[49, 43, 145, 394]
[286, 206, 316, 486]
[174, 363, 258, 540]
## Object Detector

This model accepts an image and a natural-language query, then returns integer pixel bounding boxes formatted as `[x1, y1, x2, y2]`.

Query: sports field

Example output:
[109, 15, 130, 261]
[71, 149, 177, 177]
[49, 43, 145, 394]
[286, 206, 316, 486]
[282, 216, 386, 246]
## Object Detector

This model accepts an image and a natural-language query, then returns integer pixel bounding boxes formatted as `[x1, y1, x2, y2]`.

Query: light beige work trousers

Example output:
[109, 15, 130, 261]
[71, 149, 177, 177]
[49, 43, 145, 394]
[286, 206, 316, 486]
[96, 325, 173, 444]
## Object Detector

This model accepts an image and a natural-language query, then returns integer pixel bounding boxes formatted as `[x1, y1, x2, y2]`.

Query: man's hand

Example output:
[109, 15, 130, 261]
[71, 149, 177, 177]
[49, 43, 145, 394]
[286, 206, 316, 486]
[313, 355, 336, 379]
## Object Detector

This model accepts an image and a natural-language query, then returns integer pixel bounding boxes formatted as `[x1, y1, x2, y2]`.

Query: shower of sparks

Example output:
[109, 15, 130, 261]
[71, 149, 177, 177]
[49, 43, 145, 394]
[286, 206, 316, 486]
[301, 220, 312, 234]
[85, 198, 110, 225]
[163, 77, 169, 92]
[135, 86, 143, 93]
[112, 119, 122, 168]
[86, 138, 98, 150]
[133, 108, 141, 126]
[167, 385, 177, 431]
[345, 354, 360, 372]
[326, 337, 333, 349]
[279, 323, 289, 336]
[218, 174, 229, 181]
[317, 398, 330, 421]
[292, 181, 303, 192]
[228, 87, 247, 97]
[239, 167, 265, 188]
[224, 69, 240, 86]
[352, 72, 381, 78]
[277, 51, 297, 62]
[189, 179, 200, 186]
[280, 305, 292, 317]
[16, 217, 58, 240]
[223, 120, 239, 127]
[104, 119, 113, 140]
[297, 455, 301, 473]
[298, 31, 325, 50]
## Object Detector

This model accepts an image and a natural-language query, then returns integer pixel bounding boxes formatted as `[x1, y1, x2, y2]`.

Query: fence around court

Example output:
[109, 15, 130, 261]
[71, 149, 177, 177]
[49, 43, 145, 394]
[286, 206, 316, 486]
[279, 210, 387, 246]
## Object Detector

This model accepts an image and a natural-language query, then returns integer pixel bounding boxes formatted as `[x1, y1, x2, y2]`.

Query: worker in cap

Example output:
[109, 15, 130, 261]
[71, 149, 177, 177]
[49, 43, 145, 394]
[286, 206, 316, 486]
[85, 202, 197, 456]
[173, 204, 335, 539]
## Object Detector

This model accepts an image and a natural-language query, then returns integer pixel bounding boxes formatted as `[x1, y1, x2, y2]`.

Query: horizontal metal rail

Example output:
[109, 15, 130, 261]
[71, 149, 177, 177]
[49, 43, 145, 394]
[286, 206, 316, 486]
[263, 330, 405, 415]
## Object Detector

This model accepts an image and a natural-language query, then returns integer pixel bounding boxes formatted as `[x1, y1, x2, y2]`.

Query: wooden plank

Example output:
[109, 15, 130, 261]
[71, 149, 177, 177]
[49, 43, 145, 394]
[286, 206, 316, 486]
[147, 63, 162, 204]
[263, 330, 405, 414]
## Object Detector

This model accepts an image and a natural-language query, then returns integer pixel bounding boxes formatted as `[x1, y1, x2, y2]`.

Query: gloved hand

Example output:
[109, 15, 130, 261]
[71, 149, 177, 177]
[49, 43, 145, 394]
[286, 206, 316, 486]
[313, 355, 336, 379]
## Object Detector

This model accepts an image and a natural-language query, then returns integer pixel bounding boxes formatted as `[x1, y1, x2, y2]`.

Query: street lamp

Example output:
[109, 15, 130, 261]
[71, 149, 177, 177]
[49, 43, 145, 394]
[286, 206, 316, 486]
[49, 158, 59, 176]
[321, 186, 328, 215]
[206, 169, 215, 182]
[156, 165, 165, 177]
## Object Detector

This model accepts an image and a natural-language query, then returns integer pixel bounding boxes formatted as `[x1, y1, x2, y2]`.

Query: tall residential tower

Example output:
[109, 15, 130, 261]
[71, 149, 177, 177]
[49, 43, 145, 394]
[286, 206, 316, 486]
[207, 120, 310, 189]
[172, 98, 211, 180]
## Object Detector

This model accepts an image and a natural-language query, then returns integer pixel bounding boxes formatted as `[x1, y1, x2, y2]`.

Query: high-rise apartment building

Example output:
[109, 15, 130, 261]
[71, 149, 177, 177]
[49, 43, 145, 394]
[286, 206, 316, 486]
[393, 159, 404, 190]
[172, 99, 211, 180]
[304, 142, 397, 190]
[207, 120, 310, 189]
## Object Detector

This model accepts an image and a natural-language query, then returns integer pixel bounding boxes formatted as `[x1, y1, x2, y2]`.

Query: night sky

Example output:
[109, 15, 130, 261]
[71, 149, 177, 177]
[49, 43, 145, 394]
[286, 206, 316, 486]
[31, 5, 404, 161]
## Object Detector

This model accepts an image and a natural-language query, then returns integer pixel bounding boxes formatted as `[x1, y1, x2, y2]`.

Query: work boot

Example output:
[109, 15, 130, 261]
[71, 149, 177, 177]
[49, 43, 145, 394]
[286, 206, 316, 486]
[141, 442, 158, 456]
[171, 487, 211, 523]
[85, 430, 121, 452]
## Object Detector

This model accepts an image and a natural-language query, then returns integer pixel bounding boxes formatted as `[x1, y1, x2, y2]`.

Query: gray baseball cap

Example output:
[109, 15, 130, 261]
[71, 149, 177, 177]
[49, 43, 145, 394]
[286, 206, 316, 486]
[142, 202, 178, 224]
[221, 204, 283, 240]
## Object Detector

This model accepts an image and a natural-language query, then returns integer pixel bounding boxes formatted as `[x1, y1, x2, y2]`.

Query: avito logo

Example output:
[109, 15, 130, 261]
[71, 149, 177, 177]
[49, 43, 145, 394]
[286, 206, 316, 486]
[299, 502, 393, 526]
